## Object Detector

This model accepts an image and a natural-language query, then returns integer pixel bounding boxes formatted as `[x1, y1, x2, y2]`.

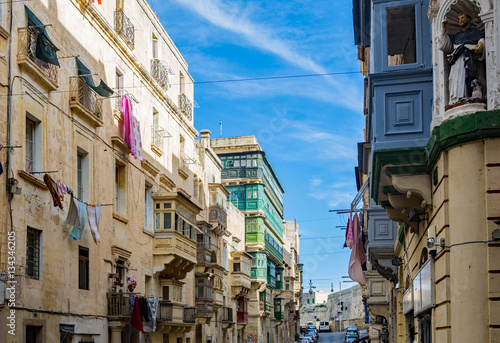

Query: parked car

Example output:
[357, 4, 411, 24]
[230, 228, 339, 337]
[344, 336, 357, 343]
[305, 330, 318, 341]
[303, 333, 317, 343]
[358, 329, 369, 342]
[346, 326, 358, 338]
[298, 336, 314, 343]
[300, 325, 307, 334]
[306, 325, 319, 335]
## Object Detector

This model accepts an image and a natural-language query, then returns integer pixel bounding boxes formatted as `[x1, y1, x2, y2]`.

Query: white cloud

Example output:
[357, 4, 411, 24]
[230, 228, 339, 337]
[311, 177, 322, 186]
[170, 0, 362, 111]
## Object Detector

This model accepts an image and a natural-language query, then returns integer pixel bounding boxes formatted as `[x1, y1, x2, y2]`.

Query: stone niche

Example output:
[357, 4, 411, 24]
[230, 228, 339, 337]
[429, 0, 497, 127]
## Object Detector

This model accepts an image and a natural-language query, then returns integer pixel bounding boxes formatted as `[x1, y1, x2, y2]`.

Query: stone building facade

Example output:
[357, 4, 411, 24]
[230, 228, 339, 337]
[352, 0, 500, 342]
[0, 1, 299, 343]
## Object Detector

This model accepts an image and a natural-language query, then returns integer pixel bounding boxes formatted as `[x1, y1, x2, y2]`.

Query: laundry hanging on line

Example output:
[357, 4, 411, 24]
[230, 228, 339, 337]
[87, 205, 102, 245]
[121, 95, 143, 161]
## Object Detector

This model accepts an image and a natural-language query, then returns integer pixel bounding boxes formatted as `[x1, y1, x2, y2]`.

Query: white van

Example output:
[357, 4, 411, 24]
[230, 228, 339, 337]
[319, 321, 330, 332]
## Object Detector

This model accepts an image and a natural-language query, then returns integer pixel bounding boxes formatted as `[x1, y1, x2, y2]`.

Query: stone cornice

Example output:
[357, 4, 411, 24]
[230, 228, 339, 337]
[372, 110, 500, 203]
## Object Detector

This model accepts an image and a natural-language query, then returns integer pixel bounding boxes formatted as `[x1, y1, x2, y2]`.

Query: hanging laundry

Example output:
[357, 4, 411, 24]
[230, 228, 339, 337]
[347, 213, 367, 286]
[65, 196, 80, 228]
[68, 199, 87, 241]
[139, 297, 150, 322]
[130, 296, 144, 332]
[130, 116, 143, 161]
[345, 211, 354, 249]
[121, 95, 132, 148]
[143, 297, 159, 333]
[43, 174, 63, 210]
[87, 205, 102, 245]
[0, 161, 3, 175]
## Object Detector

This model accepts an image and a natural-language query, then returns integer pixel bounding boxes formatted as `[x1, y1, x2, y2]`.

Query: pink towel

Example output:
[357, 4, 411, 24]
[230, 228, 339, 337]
[130, 116, 143, 161]
[346, 212, 354, 249]
[121, 95, 131, 148]
[348, 213, 367, 286]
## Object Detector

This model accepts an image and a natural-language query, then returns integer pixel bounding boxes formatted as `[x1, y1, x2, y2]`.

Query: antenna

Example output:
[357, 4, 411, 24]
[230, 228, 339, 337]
[219, 120, 222, 137]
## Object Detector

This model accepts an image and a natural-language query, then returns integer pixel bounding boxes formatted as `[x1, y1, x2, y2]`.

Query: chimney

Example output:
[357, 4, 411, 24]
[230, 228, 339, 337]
[200, 129, 211, 148]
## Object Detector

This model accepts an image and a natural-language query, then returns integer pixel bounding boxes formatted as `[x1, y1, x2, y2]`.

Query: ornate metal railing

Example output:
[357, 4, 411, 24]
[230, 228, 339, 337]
[114, 10, 135, 48]
[157, 301, 173, 322]
[69, 76, 103, 118]
[17, 27, 58, 84]
[151, 59, 171, 88]
[222, 307, 233, 322]
[151, 126, 164, 155]
[183, 307, 196, 323]
[107, 292, 131, 318]
[178, 94, 193, 121]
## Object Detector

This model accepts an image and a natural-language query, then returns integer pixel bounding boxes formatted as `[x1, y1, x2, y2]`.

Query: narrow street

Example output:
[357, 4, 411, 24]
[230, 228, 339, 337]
[317, 332, 346, 343]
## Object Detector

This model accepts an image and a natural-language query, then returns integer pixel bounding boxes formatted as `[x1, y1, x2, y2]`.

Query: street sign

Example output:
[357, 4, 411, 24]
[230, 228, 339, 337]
[247, 334, 252, 339]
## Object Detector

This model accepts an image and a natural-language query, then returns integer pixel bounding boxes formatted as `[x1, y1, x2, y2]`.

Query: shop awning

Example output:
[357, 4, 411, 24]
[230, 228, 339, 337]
[76, 58, 114, 97]
[25, 5, 60, 66]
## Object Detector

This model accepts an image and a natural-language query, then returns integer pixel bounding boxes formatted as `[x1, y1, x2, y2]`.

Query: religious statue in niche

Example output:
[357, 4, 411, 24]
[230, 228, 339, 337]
[438, 13, 486, 109]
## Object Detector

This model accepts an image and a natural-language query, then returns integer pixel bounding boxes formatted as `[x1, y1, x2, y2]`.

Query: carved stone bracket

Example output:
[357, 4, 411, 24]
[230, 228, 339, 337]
[391, 174, 432, 208]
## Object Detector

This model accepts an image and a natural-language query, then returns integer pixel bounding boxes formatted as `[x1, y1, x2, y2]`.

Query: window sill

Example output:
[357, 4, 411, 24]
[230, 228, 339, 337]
[18, 170, 48, 190]
[113, 211, 129, 224]
[142, 227, 154, 237]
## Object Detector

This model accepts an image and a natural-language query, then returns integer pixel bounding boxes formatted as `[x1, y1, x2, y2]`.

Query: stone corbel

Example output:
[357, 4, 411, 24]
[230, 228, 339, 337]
[385, 208, 409, 223]
[391, 174, 432, 209]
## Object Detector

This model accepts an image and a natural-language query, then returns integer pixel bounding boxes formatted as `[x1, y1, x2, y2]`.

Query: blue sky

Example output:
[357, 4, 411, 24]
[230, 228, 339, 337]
[150, 0, 365, 292]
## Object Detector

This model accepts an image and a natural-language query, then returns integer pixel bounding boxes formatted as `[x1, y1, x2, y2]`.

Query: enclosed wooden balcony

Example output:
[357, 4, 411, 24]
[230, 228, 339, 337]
[236, 296, 248, 325]
[222, 307, 233, 322]
[153, 231, 197, 280]
[195, 274, 214, 319]
[157, 301, 196, 328]
[17, 27, 58, 90]
[153, 191, 202, 280]
[209, 184, 229, 235]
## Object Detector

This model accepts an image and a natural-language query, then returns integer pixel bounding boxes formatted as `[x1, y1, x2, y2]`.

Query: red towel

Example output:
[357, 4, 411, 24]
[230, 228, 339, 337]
[130, 297, 143, 332]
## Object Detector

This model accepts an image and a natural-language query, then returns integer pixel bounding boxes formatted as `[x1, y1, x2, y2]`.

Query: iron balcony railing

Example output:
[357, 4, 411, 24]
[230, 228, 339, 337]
[114, 10, 135, 48]
[151, 126, 164, 155]
[157, 301, 173, 322]
[107, 292, 131, 318]
[178, 94, 193, 121]
[183, 307, 196, 323]
[69, 76, 103, 119]
[17, 27, 58, 84]
[151, 59, 171, 89]
[222, 307, 233, 322]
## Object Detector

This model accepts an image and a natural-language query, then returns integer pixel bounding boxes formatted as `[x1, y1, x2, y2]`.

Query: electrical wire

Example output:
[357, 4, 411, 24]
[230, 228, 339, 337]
[0, 70, 360, 98]
[300, 236, 344, 240]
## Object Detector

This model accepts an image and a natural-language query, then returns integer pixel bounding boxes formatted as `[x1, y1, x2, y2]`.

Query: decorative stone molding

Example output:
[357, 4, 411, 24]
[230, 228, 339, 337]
[159, 173, 176, 190]
[111, 136, 130, 154]
[142, 158, 160, 178]
[111, 245, 132, 268]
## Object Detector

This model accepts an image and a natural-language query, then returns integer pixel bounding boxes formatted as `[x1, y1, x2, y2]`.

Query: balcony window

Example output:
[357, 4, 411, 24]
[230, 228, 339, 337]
[387, 6, 416, 66]
[144, 183, 153, 233]
[374, 0, 428, 72]
[233, 263, 241, 272]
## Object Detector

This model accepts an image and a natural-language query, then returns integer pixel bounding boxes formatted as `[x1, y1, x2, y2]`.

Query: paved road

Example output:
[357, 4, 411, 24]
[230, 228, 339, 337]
[317, 331, 346, 343]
